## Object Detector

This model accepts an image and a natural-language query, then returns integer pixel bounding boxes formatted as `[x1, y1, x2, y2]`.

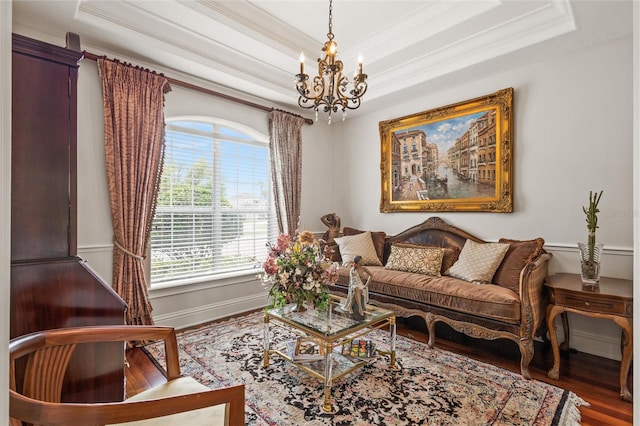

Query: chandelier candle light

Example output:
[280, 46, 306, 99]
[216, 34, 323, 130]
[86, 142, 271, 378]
[295, 0, 368, 124]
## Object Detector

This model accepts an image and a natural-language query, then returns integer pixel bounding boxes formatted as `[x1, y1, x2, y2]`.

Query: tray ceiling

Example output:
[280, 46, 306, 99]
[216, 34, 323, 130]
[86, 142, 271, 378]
[12, 0, 633, 117]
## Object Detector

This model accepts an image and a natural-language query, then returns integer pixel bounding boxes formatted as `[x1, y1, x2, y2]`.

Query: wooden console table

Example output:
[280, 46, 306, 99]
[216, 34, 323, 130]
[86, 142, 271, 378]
[545, 273, 633, 402]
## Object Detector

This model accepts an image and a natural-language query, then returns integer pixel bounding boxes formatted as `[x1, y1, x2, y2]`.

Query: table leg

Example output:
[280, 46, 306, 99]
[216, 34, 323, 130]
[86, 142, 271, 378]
[389, 316, 397, 370]
[560, 311, 570, 350]
[612, 315, 633, 402]
[262, 313, 270, 368]
[547, 304, 564, 380]
[322, 341, 334, 413]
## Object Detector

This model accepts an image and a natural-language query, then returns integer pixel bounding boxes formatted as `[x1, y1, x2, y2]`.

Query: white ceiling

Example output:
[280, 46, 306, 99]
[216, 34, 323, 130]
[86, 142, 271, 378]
[12, 0, 633, 117]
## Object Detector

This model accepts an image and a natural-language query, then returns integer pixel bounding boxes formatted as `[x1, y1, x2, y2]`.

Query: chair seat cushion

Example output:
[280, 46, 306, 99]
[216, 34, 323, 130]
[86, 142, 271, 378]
[109, 377, 226, 425]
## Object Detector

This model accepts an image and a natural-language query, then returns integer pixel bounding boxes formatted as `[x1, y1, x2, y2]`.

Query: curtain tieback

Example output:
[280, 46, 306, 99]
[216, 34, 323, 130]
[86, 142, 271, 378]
[113, 238, 145, 260]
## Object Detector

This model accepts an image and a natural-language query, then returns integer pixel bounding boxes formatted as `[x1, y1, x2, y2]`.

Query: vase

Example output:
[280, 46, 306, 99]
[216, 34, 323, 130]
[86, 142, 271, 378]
[578, 242, 603, 287]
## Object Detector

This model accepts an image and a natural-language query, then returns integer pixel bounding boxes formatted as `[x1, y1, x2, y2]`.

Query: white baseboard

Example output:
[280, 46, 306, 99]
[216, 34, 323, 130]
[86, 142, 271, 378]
[151, 294, 265, 330]
[564, 328, 623, 361]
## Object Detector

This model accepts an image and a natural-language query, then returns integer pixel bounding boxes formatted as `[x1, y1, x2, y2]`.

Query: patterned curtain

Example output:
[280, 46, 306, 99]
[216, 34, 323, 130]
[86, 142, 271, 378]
[98, 58, 171, 326]
[268, 110, 306, 236]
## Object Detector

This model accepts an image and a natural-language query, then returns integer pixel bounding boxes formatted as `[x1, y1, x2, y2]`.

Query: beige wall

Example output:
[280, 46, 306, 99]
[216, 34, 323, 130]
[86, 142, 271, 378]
[330, 36, 633, 251]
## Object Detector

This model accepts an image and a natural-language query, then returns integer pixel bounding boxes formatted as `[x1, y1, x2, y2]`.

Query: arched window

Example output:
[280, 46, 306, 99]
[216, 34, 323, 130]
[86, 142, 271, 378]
[150, 117, 276, 284]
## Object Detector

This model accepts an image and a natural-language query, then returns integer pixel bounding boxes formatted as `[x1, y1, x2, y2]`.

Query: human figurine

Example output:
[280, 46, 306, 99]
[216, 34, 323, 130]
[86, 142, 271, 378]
[341, 255, 372, 320]
[320, 213, 341, 243]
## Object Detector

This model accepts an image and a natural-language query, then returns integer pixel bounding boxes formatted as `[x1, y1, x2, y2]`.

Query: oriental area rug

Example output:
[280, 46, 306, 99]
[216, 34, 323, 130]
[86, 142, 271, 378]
[143, 312, 587, 426]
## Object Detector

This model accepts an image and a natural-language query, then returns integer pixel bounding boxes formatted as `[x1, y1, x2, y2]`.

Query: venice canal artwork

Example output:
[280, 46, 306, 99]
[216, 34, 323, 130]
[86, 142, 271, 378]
[391, 109, 498, 202]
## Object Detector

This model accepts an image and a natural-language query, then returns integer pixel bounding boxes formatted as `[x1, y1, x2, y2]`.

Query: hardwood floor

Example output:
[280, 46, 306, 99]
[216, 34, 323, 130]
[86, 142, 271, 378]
[126, 314, 633, 425]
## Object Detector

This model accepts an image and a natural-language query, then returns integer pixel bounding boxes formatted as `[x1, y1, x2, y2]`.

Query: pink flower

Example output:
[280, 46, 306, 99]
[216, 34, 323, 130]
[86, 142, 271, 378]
[262, 257, 278, 275]
[275, 234, 292, 252]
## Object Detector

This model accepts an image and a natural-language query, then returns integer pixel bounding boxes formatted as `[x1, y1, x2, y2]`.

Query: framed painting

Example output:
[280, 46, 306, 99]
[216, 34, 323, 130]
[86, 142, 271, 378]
[379, 87, 513, 213]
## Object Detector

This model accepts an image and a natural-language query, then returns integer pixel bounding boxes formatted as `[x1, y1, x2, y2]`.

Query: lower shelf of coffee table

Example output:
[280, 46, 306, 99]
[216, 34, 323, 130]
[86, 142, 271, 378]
[269, 349, 375, 381]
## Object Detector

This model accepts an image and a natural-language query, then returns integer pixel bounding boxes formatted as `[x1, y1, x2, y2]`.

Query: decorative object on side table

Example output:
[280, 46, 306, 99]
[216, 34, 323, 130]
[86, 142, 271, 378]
[260, 231, 339, 312]
[578, 190, 603, 287]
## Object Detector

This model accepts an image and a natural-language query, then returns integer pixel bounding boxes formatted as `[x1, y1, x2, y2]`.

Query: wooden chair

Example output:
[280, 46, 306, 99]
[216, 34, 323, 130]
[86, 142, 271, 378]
[9, 326, 245, 426]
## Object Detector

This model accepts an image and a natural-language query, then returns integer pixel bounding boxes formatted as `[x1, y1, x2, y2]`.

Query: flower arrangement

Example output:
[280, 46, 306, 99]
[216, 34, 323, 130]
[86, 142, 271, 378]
[260, 231, 339, 312]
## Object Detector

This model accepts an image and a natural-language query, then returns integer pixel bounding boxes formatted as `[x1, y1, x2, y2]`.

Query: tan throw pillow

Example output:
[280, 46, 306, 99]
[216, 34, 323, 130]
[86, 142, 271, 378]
[493, 237, 545, 293]
[385, 244, 444, 276]
[343, 227, 386, 264]
[334, 231, 383, 266]
[446, 239, 510, 284]
[392, 242, 460, 275]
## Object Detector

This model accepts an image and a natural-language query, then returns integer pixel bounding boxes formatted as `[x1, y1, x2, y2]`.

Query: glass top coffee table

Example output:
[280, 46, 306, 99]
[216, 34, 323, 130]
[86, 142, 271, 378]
[262, 295, 397, 413]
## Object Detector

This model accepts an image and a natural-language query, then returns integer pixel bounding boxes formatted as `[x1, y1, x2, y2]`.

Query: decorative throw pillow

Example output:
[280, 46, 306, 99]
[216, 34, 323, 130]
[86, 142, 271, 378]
[385, 244, 444, 276]
[334, 231, 383, 266]
[392, 242, 460, 274]
[446, 239, 510, 284]
[492, 237, 545, 293]
[343, 227, 386, 264]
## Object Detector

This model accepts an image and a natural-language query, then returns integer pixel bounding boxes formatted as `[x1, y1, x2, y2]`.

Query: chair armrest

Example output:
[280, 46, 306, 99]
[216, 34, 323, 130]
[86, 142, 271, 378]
[11, 326, 183, 380]
[518, 252, 552, 339]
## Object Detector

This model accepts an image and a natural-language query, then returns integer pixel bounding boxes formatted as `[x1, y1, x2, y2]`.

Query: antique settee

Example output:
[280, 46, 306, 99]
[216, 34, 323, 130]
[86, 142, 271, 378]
[325, 216, 551, 378]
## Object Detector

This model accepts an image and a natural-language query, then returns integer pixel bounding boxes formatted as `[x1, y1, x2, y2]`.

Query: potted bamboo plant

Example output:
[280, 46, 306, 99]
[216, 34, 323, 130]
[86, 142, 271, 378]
[578, 190, 603, 286]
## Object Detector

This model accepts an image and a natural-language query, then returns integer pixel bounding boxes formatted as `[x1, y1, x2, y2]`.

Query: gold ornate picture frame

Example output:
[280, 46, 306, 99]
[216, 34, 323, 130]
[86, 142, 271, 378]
[379, 87, 513, 213]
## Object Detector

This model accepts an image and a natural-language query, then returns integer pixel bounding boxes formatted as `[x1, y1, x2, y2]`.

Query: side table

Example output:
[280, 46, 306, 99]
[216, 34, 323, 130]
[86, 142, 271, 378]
[545, 273, 633, 402]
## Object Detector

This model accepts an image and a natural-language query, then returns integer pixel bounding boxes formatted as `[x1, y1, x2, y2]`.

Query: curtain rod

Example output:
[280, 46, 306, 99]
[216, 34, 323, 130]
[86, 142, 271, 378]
[82, 50, 314, 126]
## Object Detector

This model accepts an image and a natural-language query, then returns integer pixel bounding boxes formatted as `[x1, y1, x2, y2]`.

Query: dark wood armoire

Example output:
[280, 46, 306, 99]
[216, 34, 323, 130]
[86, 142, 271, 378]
[11, 33, 128, 403]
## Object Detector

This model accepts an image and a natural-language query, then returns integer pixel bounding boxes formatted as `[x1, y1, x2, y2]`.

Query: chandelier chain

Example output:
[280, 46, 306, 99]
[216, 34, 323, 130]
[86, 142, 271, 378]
[327, 0, 334, 40]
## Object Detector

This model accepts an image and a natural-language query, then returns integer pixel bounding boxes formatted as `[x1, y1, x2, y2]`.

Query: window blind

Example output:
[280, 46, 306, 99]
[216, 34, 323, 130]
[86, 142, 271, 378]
[151, 120, 277, 284]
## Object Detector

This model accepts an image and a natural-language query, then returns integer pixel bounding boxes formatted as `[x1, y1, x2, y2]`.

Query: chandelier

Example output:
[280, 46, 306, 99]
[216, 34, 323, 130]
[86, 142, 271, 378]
[295, 0, 368, 124]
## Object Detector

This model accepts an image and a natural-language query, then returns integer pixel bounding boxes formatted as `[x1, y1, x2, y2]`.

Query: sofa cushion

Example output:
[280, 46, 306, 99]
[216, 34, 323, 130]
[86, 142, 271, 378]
[343, 227, 386, 264]
[334, 231, 383, 266]
[493, 237, 545, 293]
[447, 239, 510, 284]
[392, 241, 460, 274]
[385, 244, 444, 276]
[336, 266, 520, 324]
